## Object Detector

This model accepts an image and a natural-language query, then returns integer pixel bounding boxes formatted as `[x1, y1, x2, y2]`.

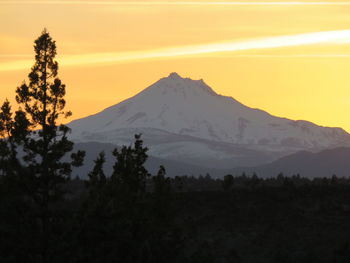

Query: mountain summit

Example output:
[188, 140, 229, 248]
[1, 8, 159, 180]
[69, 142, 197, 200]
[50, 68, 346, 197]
[154, 72, 218, 96]
[68, 73, 350, 168]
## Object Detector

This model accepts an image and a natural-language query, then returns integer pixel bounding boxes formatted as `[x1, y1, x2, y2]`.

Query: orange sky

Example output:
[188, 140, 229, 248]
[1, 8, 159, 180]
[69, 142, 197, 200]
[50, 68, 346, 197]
[1, 0, 350, 132]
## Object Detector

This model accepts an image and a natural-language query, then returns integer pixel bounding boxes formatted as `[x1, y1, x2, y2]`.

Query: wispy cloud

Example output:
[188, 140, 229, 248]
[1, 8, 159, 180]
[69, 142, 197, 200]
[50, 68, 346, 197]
[2, 1, 350, 6]
[1, 30, 350, 72]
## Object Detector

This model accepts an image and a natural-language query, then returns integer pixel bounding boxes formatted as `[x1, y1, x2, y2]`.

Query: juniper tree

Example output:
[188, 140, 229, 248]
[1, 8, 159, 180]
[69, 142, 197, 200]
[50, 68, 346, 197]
[0, 29, 84, 263]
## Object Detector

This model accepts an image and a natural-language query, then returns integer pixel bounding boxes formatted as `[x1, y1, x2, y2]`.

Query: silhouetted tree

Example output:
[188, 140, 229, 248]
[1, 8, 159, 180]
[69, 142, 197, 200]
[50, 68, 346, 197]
[77, 134, 151, 262]
[0, 29, 84, 263]
[77, 135, 186, 263]
[153, 165, 171, 195]
[174, 175, 184, 191]
[111, 134, 150, 197]
[223, 174, 234, 191]
[87, 151, 107, 198]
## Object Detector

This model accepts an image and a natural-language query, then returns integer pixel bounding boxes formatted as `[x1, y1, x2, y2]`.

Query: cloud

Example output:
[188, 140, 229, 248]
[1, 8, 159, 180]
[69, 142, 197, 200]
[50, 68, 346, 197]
[1, 29, 350, 72]
[1, 1, 350, 6]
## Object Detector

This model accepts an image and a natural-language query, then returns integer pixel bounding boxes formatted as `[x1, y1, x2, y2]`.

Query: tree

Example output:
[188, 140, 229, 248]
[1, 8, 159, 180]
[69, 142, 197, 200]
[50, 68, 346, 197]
[223, 174, 234, 191]
[152, 165, 172, 223]
[0, 29, 84, 263]
[153, 165, 171, 196]
[77, 134, 151, 262]
[87, 151, 107, 198]
[79, 135, 184, 263]
[111, 133, 150, 197]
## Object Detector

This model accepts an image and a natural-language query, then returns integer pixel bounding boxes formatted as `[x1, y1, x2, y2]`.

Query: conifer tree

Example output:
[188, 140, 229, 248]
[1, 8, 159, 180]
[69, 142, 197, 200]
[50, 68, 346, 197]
[223, 174, 234, 191]
[87, 151, 107, 196]
[111, 133, 150, 199]
[0, 29, 84, 263]
[152, 165, 171, 219]
[153, 165, 170, 194]
[80, 134, 151, 262]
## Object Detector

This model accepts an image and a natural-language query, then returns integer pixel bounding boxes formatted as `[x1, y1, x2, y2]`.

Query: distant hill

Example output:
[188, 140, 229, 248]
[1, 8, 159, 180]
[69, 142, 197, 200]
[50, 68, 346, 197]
[70, 142, 350, 179]
[232, 147, 350, 178]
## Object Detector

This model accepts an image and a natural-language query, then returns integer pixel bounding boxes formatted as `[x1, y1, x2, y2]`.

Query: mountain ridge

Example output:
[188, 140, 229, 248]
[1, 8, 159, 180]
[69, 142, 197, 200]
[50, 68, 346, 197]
[232, 147, 350, 178]
[71, 72, 348, 132]
[68, 72, 350, 169]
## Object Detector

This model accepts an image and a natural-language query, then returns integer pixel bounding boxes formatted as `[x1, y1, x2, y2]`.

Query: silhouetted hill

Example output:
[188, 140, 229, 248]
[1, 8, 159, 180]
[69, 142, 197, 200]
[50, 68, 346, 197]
[233, 147, 350, 178]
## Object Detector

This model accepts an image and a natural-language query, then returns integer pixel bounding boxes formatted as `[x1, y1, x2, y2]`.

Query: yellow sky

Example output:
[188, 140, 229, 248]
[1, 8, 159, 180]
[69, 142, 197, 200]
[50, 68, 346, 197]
[0, 0, 350, 132]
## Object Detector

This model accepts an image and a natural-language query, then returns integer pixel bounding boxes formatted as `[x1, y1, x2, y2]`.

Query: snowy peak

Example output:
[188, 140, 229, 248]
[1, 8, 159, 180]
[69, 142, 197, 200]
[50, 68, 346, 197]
[146, 72, 218, 97]
[168, 72, 182, 79]
[69, 73, 350, 153]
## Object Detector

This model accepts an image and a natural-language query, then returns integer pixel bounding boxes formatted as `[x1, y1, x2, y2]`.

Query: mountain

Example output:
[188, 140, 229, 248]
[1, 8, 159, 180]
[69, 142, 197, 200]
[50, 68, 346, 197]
[232, 147, 350, 178]
[68, 72, 350, 169]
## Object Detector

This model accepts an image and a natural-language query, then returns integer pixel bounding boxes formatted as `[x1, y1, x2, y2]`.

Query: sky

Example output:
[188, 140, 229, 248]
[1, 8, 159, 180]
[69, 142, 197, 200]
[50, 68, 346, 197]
[0, 0, 350, 132]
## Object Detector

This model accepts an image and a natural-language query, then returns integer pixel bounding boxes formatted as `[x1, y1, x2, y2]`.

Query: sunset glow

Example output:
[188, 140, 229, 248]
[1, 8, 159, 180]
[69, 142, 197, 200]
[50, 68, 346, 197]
[2, 1, 350, 5]
[1, 0, 350, 131]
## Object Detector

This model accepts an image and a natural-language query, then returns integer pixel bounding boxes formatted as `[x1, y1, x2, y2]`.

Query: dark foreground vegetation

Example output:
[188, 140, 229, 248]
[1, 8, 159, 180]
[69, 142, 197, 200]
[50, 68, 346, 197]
[1, 30, 350, 263]
[2, 164, 350, 263]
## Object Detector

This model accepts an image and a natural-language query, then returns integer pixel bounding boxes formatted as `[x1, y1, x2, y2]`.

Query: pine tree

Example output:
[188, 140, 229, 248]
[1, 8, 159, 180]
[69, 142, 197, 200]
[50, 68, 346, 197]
[87, 151, 107, 197]
[153, 165, 170, 196]
[223, 174, 234, 191]
[0, 102, 34, 262]
[0, 29, 84, 263]
[152, 165, 171, 220]
[79, 135, 186, 262]
[111, 133, 150, 199]
[80, 134, 151, 263]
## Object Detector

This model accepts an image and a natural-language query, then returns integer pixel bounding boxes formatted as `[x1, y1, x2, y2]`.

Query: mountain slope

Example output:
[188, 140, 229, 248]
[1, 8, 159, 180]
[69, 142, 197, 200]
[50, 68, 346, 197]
[233, 147, 350, 178]
[68, 73, 350, 168]
[69, 143, 350, 179]
[69, 142, 231, 179]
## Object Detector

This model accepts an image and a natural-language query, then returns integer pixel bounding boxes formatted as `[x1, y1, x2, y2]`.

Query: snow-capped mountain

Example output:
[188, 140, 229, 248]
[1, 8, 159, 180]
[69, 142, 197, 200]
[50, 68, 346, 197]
[68, 73, 350, 168]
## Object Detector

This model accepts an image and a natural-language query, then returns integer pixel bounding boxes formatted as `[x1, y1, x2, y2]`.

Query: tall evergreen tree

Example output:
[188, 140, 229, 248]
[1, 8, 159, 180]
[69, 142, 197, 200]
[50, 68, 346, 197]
[152, 165, 171, 220]
[111, 133, 150, 198]
[78, 134, 151, 263]
[223, 174, 234, 191]
[87, 151, 107, 196]
[0, 29, 84, 263]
